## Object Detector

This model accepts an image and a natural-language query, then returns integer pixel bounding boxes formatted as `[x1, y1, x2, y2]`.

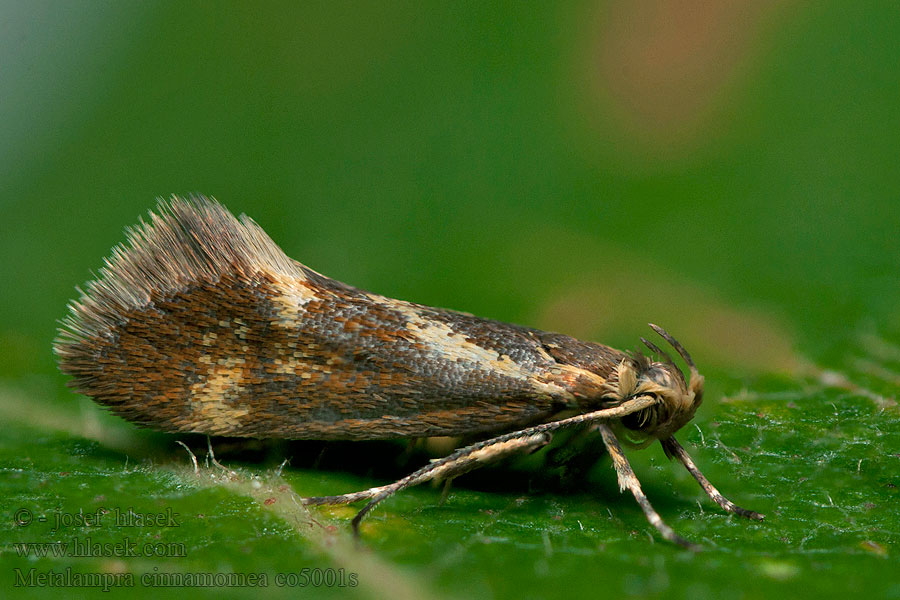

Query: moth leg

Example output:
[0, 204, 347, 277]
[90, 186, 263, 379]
[301, 432, 549, 510]
[301, 485, 391, 507]
[310, 432, 551, 536]
[303, 395, 659, 532]
[438, 478, 453, 506]
[596, 424, 699, 550]
[661, 436, 764, 521]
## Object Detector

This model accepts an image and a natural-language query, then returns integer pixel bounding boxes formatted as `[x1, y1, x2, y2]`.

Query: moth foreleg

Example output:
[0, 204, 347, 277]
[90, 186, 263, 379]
[661, 436, 764, 521]
[596, 424, 699, 550]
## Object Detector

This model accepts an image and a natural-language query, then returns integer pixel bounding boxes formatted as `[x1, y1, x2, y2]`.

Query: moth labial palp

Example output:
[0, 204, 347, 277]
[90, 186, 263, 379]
[54, 194, 764, 548]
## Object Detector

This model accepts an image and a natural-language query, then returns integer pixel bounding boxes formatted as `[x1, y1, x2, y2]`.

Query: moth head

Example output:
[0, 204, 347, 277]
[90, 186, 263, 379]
[608, 324, 705, 448]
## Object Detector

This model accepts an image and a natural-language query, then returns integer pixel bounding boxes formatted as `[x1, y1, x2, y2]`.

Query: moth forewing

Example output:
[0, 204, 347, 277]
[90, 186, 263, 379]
[55, 195, 763, 548]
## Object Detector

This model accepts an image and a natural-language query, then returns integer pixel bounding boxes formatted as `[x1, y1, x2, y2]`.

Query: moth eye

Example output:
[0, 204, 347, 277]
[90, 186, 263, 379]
[620, 400, 658, 431]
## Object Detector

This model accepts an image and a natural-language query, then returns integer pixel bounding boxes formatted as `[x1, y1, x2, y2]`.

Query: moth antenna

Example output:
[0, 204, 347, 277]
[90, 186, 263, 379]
[640, 336, 674, 365]
[647, 324, 703, 395]
[648, 324, 696, 370]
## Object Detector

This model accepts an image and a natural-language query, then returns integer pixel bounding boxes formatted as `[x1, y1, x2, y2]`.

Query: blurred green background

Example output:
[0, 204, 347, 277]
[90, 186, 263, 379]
[1, 2, 899, 599]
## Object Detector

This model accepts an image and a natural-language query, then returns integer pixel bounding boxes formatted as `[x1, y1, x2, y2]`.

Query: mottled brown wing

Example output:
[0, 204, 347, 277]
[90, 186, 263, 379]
[55, 196, 625, 439]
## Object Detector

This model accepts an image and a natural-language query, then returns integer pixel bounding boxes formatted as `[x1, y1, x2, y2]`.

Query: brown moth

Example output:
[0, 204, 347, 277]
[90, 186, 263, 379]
[55, 195, 763, 548]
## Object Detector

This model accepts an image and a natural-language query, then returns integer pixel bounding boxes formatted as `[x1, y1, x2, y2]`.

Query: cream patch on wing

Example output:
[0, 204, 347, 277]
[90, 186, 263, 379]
[364, 295, 579, 400]
[404, 320, 526, 373]
[270, 354, 331, 379]
[268, 272, 321, 328]
[190, 356, 249, 434]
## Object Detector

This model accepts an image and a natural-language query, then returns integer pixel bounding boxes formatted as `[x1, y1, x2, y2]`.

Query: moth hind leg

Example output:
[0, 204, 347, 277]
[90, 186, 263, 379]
[303, 397, 664, 536]
[301, 431, 552, 536]
[301, 485, 390, 507]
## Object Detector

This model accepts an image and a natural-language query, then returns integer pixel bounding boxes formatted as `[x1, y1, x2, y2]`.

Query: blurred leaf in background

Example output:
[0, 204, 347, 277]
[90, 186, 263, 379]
[1, 1, 898, 599]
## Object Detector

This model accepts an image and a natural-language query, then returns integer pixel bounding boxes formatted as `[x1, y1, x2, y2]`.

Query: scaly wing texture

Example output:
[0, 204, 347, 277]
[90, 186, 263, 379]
[55, 196, 622, 439]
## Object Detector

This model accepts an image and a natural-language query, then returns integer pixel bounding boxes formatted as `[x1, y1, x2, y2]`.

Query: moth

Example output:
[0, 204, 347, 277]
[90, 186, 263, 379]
[55, 195, 763, 548]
